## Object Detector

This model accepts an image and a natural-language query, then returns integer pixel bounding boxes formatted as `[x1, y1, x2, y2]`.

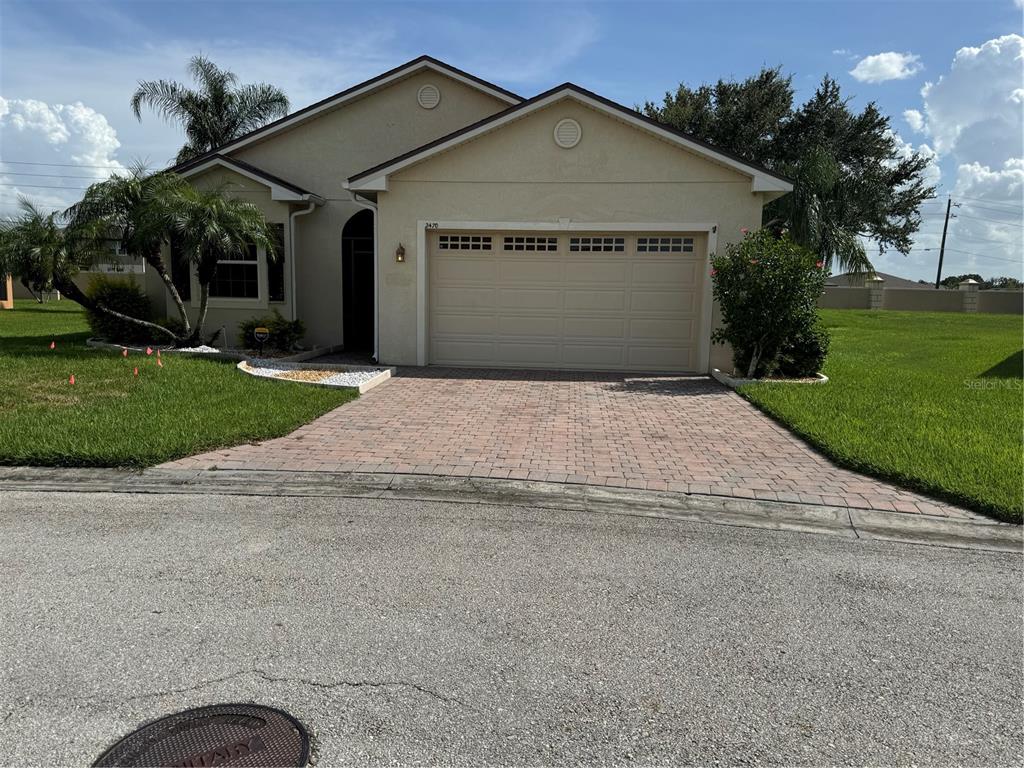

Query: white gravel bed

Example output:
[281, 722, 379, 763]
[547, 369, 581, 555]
[239, 360, 391, 392]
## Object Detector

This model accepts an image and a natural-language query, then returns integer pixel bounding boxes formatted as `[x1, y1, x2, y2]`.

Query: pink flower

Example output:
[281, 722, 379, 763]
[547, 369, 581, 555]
[815, 260, 824, 269]
[49, 341, 55, 350]
[740, 227, 749, 235]
[710, 268, 718, 276]
[750, 259, 758, 265]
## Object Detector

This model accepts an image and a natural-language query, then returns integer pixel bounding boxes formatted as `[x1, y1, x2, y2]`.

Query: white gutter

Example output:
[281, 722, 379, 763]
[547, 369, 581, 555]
[288, 201, 317, 322]
[351, 191, 380, 363]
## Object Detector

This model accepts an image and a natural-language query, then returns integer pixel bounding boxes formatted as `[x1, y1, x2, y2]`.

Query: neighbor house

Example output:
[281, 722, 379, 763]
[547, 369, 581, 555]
[141, 56, 791, 372]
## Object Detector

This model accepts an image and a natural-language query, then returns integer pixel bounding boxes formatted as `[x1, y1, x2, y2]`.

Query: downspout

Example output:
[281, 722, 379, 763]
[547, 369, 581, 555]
[351, 191, 379, 364]
[288, 200, 317, 322]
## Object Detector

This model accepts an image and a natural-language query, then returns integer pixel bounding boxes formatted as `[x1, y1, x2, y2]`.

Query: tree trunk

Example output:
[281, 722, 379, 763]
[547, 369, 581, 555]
[20, 278, 42, 304]
[186, 281, 211, 347]
[746, 344, 762, 379]
[143, 251, 191, 335]
[53, 276, 179, 342]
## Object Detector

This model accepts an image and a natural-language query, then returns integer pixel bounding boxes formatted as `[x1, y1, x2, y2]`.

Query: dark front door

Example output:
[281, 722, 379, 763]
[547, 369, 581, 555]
[341, 210, 374, 354]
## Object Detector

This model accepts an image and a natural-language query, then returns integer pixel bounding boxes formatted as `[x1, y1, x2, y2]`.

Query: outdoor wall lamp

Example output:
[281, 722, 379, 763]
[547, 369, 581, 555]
[395, 243, 406, 263]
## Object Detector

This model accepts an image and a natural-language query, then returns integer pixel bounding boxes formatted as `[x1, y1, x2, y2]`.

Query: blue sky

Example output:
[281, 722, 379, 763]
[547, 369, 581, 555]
[1, 0, 1021, 280]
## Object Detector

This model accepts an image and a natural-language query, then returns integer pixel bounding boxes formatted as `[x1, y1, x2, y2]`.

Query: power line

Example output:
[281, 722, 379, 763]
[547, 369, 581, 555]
[949, 232, 1023, 246]
[955, 194, 1024, 211]
[0, 159, 130, 169]
[956, 213, 1024, 228]
[919, 247, 1022, 264]
[0, 171, 112, 180]
[0, 183, 90, 190]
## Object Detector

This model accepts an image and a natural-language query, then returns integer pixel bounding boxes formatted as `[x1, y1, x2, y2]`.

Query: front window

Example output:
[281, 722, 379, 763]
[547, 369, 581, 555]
[210, 244, 259, 299]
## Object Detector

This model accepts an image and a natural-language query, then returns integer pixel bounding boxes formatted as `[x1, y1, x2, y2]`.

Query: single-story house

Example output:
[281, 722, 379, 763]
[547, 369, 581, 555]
[142, 55, 792, 372]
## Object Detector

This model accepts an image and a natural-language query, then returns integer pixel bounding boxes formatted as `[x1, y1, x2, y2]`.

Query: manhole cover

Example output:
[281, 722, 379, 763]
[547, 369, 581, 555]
[93, 703, 310, 767]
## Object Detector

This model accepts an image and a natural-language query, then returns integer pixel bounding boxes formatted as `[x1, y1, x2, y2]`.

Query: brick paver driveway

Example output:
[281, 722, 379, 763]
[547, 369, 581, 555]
[164, 369, 972, 517]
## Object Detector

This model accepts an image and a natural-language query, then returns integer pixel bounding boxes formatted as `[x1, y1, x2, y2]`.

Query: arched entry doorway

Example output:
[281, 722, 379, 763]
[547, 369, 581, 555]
[341, 209, 374, 355]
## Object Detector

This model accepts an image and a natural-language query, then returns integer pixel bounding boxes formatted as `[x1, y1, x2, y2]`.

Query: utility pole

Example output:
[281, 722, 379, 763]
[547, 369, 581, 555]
[934, 196, 953, 289]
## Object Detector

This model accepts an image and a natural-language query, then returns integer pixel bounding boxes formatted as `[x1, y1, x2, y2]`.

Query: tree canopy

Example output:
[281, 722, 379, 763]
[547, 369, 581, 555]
[643, 70, 936, 273]
[131, 56, 290, 164]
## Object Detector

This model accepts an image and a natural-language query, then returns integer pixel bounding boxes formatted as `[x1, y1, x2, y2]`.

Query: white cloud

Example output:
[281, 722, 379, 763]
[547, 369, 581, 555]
[850, 52, 924, 83]
[917, 34, 1024, 166]
[903, 109, 925, 133]
[0, 97, 126, 216]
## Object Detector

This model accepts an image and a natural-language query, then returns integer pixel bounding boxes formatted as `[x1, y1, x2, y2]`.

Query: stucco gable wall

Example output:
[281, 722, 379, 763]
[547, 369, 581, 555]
[155, 166, 295, 344]
[230, 70, 512, 199]
[375, 99, 766, 368]
[392, 99, 754, 186]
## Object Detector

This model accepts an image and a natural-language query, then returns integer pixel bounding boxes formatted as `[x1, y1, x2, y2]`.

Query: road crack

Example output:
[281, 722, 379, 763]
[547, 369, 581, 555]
[77, 668, 466, 708]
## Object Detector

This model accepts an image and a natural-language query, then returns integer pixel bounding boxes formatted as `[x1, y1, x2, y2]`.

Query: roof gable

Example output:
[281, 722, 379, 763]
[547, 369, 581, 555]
[176, 155, 323, 203]
[170, 56, 522, 172]
[346, 84, 793, 194]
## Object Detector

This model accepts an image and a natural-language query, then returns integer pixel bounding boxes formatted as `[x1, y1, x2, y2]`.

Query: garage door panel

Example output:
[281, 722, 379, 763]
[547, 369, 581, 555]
[569, 262, 630, 283]
[429, 230, 704, 372]
[630, 317, 694, 341]
[497, 314, 562, 336]
[632, 260, 699, 284]
[562, 344, 625, 367]
[563, 316, 626, 338]
[565, 290, 625, 311]
[498, 288, 561, 310]
[432, 339, 497, 362]
[434, 258, 498, 283]
[499, 260, 563, 283]
[434, 286, 496, 309]
[496, 341, 561, 365]
[433, 313, 499, 335]
[630, 289, 695, 314]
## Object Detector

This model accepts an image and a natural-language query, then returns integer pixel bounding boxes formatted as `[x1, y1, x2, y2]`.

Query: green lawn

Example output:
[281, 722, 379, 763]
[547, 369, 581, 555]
[740, 310, 1023, 523]
[0, 300, 356, 467]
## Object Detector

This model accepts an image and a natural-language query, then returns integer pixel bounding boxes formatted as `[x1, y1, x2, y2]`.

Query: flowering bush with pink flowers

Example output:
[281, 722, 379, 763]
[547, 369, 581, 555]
[710, 229, 829, 378]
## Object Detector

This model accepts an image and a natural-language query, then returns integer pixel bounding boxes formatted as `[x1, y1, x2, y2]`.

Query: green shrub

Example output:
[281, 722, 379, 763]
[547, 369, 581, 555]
[711, 229, 828, 378]
[238, 309, 305, 352]
[84, 275, 154, 344]
[777, 321, 831, 378]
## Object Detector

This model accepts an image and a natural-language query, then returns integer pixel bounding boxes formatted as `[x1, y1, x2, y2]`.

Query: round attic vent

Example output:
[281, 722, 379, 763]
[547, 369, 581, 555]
[417, 84, 441, 109]
[553, 118, 582, 148]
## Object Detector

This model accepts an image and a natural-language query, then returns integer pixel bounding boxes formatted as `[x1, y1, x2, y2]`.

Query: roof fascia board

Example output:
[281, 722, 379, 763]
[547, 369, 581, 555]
[178, 157, 323, 203]
[346, 88, 793, 194]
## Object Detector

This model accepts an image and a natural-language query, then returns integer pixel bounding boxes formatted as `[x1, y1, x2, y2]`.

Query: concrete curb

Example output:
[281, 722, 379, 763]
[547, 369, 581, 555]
[2, 466, 1019, 553]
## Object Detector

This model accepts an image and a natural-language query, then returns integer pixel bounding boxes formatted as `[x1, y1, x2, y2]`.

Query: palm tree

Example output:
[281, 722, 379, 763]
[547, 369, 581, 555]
[68, 166, 194, 338]
[0, 200, 176, 340]
[161, 184, 278, 345]
[131, 56, 290, 164]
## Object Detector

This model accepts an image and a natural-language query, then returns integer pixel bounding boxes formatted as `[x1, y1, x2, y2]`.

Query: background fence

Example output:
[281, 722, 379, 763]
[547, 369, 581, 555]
[820, 278, 1022, 315]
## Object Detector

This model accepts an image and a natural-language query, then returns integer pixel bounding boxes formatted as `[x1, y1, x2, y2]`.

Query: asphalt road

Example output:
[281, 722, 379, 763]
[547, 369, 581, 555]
[1, 490, 1021, 767]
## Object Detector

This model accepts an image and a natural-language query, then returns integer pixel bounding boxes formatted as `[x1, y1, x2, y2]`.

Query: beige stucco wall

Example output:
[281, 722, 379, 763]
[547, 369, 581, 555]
[818, 287, 871, 309]
[152, 166, 293, 346]
[978, 290, 1024, 314]
[227, 70, 512, 348]
[882, 288, 962, 312]
[375, 98, 767, 370]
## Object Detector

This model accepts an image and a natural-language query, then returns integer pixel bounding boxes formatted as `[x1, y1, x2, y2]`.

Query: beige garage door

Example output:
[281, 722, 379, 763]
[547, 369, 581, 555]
[428, 231, 705, 372]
